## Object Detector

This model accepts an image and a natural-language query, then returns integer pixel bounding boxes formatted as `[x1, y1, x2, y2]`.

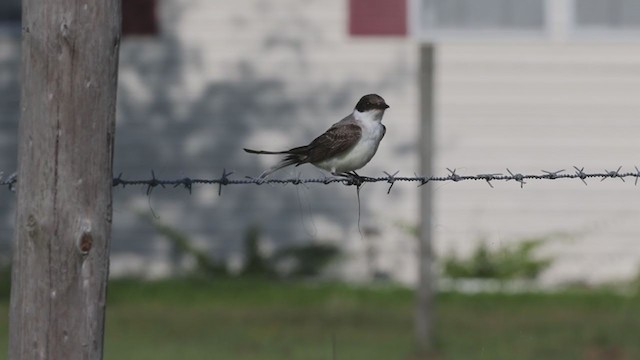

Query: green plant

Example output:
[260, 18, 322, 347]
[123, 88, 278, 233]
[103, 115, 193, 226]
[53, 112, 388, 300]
[443, 238, 552, 280]
[140, 212, 228, 277]
[0, 266, 10, 301]
[242, 225, 274, 277]
[242, 224, 341, 278]
[272, 243, 340, 277]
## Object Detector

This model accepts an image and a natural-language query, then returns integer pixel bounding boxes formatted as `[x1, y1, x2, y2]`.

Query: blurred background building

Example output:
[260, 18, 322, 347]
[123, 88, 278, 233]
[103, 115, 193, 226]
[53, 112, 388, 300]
[1, 0, 640, 286]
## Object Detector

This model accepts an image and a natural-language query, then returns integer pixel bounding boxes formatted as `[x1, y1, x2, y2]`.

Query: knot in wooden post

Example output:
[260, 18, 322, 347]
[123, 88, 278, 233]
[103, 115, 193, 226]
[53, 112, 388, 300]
[77, 220, 93, 255]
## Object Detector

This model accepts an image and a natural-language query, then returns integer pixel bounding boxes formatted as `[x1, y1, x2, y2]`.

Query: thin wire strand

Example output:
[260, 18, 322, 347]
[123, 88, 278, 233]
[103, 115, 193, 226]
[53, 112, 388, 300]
[2, 166, 640, 194]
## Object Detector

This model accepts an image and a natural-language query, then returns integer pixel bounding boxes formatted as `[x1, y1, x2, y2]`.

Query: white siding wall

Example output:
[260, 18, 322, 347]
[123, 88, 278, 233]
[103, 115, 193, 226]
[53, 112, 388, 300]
[435, 44, 640, 284]
[2, 0, 640, 285]
[112, 0, 420, 280]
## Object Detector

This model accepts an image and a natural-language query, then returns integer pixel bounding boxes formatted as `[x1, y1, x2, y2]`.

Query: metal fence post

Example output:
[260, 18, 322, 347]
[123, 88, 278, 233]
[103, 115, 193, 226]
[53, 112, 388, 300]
[416, 43, 436, 352]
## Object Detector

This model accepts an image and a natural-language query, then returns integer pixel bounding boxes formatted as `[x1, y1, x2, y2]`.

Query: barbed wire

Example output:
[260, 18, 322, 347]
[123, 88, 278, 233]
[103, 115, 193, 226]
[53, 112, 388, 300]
[2, 166, 640, 195]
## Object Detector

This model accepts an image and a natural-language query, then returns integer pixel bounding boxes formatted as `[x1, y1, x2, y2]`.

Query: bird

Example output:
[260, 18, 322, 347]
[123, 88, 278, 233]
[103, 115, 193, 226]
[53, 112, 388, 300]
[244, 94, 389, 179]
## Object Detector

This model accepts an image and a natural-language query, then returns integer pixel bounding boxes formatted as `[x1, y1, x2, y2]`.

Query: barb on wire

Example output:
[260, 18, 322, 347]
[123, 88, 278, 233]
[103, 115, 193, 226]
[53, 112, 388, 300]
[541, 169, 565, 179]
[175, 177, 193, 194]
[383, 171, 399, 194]
[573, 166, 588, 185]
[446, 168, 462, 182]
[219, 169, 232, 195]
[506, 168, 526, 188]
[603, 166, 624, 182]
[477, 173, 502, 188]
[3, 166, 640, 194]
[0, 171, 17, 192]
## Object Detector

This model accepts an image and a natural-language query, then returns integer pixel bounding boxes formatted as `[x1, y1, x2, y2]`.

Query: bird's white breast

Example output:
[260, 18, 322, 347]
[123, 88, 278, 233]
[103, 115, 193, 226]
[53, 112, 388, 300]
[316, 109, 385, 174]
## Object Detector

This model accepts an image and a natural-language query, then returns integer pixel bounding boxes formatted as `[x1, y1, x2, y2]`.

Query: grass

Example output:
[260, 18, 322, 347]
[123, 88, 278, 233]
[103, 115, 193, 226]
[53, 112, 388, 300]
[1, 278, 640, 359]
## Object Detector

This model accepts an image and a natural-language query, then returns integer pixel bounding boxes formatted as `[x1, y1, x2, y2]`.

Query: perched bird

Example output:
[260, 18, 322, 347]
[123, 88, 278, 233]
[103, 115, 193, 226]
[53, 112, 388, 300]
[244, 94, 389, 179]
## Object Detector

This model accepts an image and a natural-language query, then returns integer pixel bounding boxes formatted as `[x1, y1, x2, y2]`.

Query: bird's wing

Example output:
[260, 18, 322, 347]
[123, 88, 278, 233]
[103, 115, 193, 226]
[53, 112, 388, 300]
[305, 122, 362, 163]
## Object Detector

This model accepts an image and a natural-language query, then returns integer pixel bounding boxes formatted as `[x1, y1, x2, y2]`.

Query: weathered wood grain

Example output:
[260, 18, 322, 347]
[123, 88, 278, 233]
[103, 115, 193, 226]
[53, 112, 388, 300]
[9, 1, 120, 359]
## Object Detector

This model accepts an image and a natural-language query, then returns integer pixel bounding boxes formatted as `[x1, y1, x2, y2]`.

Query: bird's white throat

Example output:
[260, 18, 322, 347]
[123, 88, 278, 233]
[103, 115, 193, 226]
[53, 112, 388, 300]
[353, 109, 385, 123]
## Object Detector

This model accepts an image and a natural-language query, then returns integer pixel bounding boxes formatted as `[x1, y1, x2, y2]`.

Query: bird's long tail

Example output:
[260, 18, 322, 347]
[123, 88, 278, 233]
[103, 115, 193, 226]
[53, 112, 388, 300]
[244, 148, 305, 178]
[243, 148, 289, 155]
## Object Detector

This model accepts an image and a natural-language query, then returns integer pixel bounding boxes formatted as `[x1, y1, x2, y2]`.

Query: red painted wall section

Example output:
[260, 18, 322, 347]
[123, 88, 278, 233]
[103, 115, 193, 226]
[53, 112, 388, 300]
[123, 0, 159, 36]
[349, 0, 407, 36]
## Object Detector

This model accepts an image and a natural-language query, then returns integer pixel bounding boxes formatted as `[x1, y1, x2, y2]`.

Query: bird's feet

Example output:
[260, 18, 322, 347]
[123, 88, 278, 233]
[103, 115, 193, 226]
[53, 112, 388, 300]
[335, 171, 374, 186]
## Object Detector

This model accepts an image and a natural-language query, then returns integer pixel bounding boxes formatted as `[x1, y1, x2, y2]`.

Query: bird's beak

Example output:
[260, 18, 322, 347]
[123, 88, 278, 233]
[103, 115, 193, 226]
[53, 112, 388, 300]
[384, 104, 390, 109]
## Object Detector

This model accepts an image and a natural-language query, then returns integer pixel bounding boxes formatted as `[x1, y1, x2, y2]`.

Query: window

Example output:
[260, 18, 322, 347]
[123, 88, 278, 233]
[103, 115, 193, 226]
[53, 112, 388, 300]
[424, 0, 544, 29]
[575, 0, 640, 30]
[414, 0, 640, 41]
[416, 0, 546, 38]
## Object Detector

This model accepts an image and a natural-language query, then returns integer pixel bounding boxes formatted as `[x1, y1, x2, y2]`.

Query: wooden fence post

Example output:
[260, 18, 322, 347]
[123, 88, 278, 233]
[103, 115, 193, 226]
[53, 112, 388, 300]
[9, 1, 120, 359]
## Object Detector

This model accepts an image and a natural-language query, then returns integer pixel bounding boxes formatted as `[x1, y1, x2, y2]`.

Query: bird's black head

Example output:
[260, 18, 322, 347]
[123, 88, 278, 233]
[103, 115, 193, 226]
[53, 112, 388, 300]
[355, 94, 390, 112]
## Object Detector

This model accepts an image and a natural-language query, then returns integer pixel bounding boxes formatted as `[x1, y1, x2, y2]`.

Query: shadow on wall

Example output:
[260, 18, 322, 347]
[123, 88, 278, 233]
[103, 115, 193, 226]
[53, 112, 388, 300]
[111, 2, 376, 271]
[0, 34, 20, 254]
[1, 2, 413, 276]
